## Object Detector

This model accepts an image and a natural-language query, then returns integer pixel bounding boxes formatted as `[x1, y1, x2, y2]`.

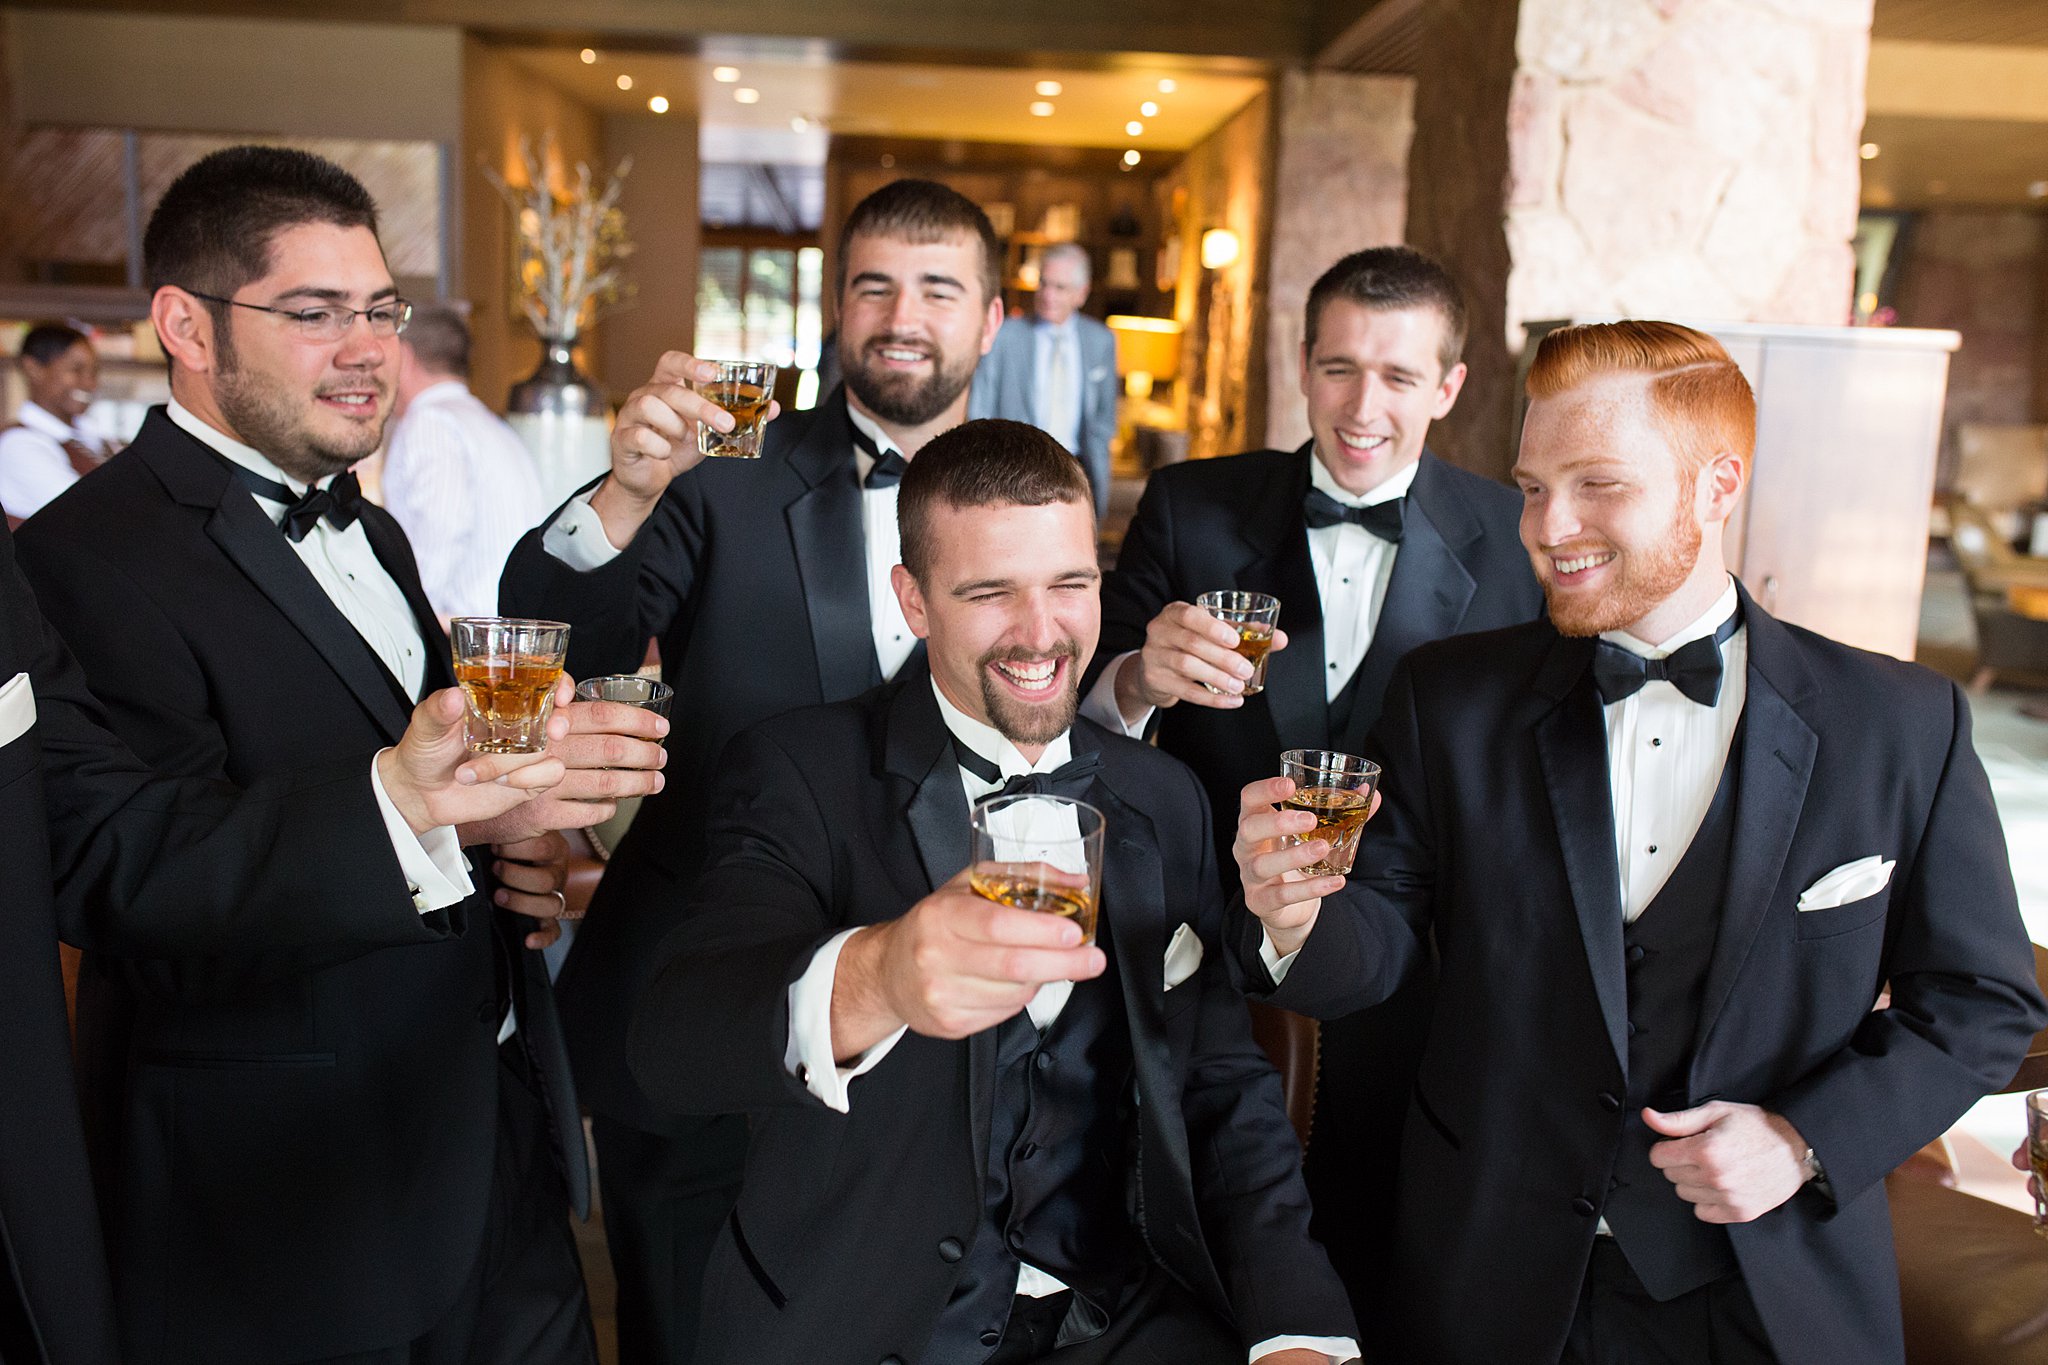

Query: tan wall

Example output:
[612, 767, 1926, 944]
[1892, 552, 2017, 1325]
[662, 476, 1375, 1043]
[460, 35, 604, 412]
[598, 112, 700, 407]
[1263, 71, 1414, 451]
[1158, 89, 1276, 460]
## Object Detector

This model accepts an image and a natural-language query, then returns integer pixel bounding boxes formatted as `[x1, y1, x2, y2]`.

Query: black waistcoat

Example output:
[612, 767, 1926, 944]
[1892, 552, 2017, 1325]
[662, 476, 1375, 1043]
[920, 918, 1144, 1364]
[1602, 724, 1744, 1301]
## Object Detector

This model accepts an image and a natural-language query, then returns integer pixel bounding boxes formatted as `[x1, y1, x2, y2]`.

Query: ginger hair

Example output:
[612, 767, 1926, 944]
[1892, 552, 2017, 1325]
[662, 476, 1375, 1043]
[1525, 320, 1755, 475]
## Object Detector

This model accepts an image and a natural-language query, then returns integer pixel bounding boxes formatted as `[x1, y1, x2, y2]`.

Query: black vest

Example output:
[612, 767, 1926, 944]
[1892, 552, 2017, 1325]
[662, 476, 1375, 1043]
[1601, 726, 1744, 1300]
[920, 920, 1144, 1363]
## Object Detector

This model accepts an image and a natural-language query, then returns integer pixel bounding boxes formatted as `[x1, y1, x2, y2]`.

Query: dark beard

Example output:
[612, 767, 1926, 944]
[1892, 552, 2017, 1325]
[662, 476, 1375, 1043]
[977, 641, 1080, 747]
[842, 334, 977, 428]
[212, 328, 384, 485]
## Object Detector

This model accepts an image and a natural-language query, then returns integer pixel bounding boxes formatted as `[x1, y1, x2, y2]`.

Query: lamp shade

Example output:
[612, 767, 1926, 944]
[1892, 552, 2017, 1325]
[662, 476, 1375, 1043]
[1106, 315, 1183, 382]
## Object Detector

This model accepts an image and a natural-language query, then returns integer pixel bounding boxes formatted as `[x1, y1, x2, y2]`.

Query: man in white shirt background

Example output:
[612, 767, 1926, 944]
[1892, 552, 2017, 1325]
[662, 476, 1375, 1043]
[382, 304, 545, 622]
[0, 323, 114, 527]
[970, 241, 1120, 517]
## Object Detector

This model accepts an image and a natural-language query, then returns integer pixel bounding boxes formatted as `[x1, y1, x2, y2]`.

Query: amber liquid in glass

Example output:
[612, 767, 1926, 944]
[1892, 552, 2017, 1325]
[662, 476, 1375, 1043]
[699, 381, 773, 457]
[1233, 623, 1275, 694]
[1283, 785, 1373, 876]
[970, 870, 1098, 944]
[454, 656, 560, 752]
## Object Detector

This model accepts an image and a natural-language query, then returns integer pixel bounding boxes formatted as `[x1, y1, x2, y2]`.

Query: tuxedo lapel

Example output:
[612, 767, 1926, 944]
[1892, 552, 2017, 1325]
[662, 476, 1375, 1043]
[1693, 600, 1817, 1060]
[783, 393, 880, 700]
[1531, 632, 1630, 1073]
[1238, 446, 1327, 751]
[358, 506, 454, 693]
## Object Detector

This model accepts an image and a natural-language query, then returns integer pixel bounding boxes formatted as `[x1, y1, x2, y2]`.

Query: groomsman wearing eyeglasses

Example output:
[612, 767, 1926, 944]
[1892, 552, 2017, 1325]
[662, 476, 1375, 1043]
[1084, 247, 1541, 1343]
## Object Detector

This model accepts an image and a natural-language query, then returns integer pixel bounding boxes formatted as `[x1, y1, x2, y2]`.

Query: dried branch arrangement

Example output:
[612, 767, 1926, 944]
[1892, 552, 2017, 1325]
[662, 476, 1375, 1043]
[483, 133, 635, 340]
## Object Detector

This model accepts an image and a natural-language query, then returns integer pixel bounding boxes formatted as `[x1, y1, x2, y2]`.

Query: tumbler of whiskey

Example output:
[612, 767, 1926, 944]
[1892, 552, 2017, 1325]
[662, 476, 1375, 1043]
[1278, 748, 1381, 877]
[450, 617, 571, 754]
[1195, 590, 1281, 695]
[969, 794, 1106, 946]
[694, 360, 779, 458]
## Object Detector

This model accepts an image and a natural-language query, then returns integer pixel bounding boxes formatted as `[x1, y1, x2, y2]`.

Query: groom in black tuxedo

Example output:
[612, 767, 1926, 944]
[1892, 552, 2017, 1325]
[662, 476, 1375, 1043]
[628, 420, 1358, 1365]
[1232, 320, 2046, 1365]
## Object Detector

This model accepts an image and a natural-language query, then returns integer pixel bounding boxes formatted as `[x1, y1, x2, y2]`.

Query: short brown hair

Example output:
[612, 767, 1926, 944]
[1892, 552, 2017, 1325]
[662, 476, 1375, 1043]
[144, 146, 380, 301]
[837, 178, 1002, 306]
[898, 420, 1091, 581]
[1304, 246, 1468, 374]
[1525, 320, 1756, 474]
[403, 304, 471, 377]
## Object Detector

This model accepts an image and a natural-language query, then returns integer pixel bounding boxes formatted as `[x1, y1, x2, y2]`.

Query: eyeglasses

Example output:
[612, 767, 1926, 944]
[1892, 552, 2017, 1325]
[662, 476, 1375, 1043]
[186, 291, 413, 342]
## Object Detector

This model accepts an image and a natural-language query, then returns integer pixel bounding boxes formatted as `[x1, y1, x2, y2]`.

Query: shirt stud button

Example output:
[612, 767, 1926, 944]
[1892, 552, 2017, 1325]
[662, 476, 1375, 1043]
[1647, 845, 1658, 855]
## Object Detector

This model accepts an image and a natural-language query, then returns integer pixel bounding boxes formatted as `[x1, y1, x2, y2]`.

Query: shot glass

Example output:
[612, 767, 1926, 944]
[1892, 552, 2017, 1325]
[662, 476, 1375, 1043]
[573, 674, 675, 727]
[450, 617, 570, 754]
[1195, 590, 1281, 695]
[969, 793, 1107, 946]
[1279, 748, 1381, 877]
[694, 360, 778, 458]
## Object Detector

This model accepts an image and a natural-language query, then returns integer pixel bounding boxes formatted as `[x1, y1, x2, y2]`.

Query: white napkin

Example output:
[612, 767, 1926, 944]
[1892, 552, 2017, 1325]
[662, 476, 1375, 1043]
[1796, 855, 1895, 911]
[0, 671, 35, 748]
[1164, 922, 1204, 990]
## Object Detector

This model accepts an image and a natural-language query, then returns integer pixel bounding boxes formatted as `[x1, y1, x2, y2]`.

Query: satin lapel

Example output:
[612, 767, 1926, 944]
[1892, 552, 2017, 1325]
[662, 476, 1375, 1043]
[1090, 778, 1172, 1113]
[1335, 493, 1477, 756]
[783, 397, 878, 701]
[358, 506, 454, 693]
[1532, 634, 1630, 1074]
[1693, 612, 1817, 1060]
[1239, 446, 1327, 750]
[202, 477, 414, 742]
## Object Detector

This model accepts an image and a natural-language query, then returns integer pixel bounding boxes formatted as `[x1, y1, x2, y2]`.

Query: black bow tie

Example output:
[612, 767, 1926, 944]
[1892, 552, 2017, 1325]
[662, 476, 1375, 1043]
[1304, 486, 1404, 543]
[1591, 610, 1742, 707]
[231, 465, 363, 543]
[954, 737, 1101, 801]
[852, 427, 908, 490]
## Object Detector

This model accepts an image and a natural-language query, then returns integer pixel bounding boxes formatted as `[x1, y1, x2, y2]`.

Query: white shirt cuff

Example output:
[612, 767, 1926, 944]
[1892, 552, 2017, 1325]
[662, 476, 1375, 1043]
[368, 753, 475, 915]
[785, 928, 908, 1113]
[1258, 929, 1302, 985]
[540, 488, 625, 571]
[1078, 651, 1152, 737]
[1250, 1336, 1359, 1363]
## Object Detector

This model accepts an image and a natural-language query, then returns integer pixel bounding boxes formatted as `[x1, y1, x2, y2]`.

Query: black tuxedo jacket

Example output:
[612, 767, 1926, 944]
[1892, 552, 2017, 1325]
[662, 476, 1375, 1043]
[625, 675, 1356, 1363]
[1235, 587, 2047, 1365]
[2, 519, 444, 1365]
[15, 409, 585, 1365]
[501, 385, 920, 1130]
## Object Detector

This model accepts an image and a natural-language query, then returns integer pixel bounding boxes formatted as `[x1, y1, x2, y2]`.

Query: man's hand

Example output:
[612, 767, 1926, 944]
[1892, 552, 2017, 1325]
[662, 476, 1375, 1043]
[830, 867, 1106, 1062]
[492, 831, 573, 950]
[458, 693, 668, 845]
[1645, 1101, 1813, 1224]
[1113, 601, 1289, 719]
[591, 350, 782, 547]
[1251, 1352, 1349, 1365]
[1234, 776, 1373, 960]
[377, 686, 568, 836]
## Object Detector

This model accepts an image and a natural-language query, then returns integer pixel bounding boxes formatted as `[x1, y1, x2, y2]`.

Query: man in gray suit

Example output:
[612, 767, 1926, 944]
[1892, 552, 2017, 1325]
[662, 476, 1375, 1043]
[969, 242, 1119, 516]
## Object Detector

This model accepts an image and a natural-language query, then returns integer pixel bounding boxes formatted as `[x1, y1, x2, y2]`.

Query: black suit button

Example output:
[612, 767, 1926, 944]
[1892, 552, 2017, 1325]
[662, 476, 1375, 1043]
[1007, 1225, 1027, 1250]
[1599, 1092, 1622, 1113]
[937, 1237, 964, 1263]
[475, 1000, 498, 1023]
[881, 1358, 904, 1365]
[1627, 945, 1647, 964]
[1572, 1197, 1597, 1217]
[1627, 1020, 1640, 1038]
[1018, 1142, 1039, 1160]
[980, 1330, 1002, 1347]
[1034, 1052, 1055, 1072]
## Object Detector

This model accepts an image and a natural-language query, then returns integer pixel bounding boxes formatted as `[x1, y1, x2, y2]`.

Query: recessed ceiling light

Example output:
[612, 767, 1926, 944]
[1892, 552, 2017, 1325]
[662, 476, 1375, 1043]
[648, 95, 669, 114]
[616, 74, 633, 91]
[1036, 80, 1063, 97]
[1860, 142, 1880, 160]
[791, 115, 810, 132]
[2030, 180, 2048, 199]
[579, 48, 597, 64]
[1126, 120, 1144, 136]
[1123, 149, 1141, 166]
[734, 87, 760, 104]
[1140, 101, 1159, 117]
[1030, 101, 1055, 117]
[881, 153, 896, 169]
[1157, 78, 1177, 93]
[712, 65, 741, 82]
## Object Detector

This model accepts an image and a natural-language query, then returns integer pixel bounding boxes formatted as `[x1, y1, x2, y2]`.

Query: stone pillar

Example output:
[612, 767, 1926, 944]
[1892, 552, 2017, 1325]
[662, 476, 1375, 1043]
[1407, 0, 1874, 479]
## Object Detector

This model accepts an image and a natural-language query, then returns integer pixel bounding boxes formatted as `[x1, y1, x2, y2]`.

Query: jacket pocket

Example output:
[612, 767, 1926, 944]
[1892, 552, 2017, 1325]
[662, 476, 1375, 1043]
[1793, 888, 1891, 941]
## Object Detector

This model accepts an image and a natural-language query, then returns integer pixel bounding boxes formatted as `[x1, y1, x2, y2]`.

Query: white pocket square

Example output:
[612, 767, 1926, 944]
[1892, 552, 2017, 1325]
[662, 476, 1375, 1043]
[1796, 856, 1895, 911]
[1164, 922, 1204, 991]
[0, 671, 34, 748]
[1088, 365, 1111, 383]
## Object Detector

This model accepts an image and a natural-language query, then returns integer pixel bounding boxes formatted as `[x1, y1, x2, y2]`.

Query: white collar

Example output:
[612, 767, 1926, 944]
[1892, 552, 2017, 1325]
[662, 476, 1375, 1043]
[1309, 449, 1418, 510]
[930, 674, 1073, 778]
[1602, 577, 1742, 659]
[406, 379, 470, 411]
[15, 401, 77, 442]
[846, 402, 904, 480]
[166, 397, 320, 499]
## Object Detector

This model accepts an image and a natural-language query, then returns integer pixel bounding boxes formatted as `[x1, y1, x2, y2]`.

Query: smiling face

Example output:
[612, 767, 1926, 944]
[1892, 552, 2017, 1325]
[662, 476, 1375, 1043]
[198, 221, 398, 484]
[893, 495, 1100, 758]
[23, 340, 98, 422]
[1514, 373, 1743, 641]
[1300, 300, 1466, 498]
[838, 230, 1002, 432]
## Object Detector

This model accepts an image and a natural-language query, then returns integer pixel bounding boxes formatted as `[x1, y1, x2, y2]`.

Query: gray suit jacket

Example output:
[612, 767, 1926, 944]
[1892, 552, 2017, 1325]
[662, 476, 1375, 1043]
[969, 313, 1119, 515]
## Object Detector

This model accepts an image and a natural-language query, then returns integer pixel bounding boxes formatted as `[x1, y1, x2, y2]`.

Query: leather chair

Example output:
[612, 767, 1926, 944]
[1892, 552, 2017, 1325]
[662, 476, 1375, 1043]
[1248, 1002, 1320, 1148]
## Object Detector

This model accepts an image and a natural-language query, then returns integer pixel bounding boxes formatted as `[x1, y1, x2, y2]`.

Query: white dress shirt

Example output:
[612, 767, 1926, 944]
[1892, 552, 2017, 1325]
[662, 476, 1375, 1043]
[0, 400, 104, 522]
[163, 400, 474, 924]
[541, 404, 919, 681]
[1306, 454, 1414, 702]
[381, 380, 547, 621]
[1033, 319, 1085, 456]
